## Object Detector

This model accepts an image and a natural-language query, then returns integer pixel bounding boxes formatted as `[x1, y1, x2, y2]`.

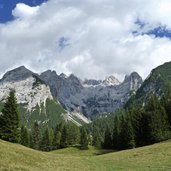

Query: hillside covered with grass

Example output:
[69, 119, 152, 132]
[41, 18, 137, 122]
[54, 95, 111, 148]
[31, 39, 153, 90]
[0, 139, 171, 171]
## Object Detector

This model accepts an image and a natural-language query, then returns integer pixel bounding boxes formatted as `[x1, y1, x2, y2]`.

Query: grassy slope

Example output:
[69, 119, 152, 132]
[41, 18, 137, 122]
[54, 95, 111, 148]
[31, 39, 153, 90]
[0, 140, 171, 171]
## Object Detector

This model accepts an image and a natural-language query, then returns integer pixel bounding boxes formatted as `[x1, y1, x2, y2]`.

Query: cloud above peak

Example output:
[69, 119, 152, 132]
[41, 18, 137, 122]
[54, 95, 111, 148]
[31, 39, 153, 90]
[0, 0, 171, 81]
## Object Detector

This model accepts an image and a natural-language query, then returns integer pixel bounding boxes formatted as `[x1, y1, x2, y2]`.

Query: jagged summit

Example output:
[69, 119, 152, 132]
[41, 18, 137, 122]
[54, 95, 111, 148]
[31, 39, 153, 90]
[41, 70, 58, 79]
[1, 66, 34, 82]
[103, 75, 120, 86]
[124, 72, 141, 81]
[60, 73, 68, 78]
[83, 75, 120, 87]
[123, 72, 143, 91]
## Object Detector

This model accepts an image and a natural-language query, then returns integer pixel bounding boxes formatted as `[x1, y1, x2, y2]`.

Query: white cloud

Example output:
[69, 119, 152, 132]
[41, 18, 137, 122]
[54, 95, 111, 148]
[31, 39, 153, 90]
[12, 3, 39, 19]
[0, 0, 171, 81]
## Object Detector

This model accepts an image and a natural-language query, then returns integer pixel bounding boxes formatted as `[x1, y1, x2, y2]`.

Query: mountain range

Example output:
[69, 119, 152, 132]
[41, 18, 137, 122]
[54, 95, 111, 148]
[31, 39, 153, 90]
[1, 62, 170, 127]
[40, 70, 142, 117]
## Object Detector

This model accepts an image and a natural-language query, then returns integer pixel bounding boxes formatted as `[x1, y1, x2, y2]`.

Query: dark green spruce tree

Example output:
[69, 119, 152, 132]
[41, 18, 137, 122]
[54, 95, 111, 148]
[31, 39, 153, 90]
[120, 115, 135, 150]
[103, 126, 113, 149]
[20, 125, 29, 147]
[60, 125, 68, 148]
[131, 108, 149, 146]
[80, 127, 88, 150]
[145, 95, 169, 143]
[92, 127, 102, 148]
[29, 134, 33, 148]
[160, 89, 171, 129]
[31, 121, 41, 150]
[0, 90, 20, 143]
[112, 116, 121, 150]
[66, 123, 80, 146]
[53, 124, 62, 150]
[40, 127, 54, 151]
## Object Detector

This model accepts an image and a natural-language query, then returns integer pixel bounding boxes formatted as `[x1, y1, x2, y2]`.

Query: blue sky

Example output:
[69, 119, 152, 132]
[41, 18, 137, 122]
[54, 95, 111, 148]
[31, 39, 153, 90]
[0, 0, 171, 80]
[0, 0, 46, 22]
[133, 20, 171, 39]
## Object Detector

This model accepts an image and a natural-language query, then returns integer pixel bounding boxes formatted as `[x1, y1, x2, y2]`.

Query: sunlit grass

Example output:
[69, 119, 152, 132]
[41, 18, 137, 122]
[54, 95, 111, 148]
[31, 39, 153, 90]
[0, 140, 171, 171]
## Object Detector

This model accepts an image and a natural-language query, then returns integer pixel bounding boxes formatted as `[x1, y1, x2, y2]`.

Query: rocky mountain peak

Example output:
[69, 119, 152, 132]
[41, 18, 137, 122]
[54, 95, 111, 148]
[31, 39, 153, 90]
[68, 74, 83, 87]
[60, 73, 68, 79]
[103, 75, 120, 86]
[1, 66, 34, 82]
[83, 75, 120, 87]
[124, 72, 142, 82]
[124, 72, 143, 91]
[40, 70, 58, 82]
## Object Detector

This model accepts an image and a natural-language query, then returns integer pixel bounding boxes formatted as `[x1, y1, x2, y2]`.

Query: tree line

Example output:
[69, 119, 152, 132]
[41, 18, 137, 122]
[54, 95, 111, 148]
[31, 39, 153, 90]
[0, 90, 171, 152]
[20, 120, 89, 151]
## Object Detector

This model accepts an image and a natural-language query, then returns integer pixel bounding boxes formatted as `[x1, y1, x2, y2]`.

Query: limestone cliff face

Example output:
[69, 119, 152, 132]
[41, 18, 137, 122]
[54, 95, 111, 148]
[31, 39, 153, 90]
[0, 66, 53, 112]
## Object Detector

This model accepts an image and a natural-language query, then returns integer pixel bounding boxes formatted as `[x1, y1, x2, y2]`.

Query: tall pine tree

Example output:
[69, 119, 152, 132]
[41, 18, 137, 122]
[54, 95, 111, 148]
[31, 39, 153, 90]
[120, 115, 135, 150]
[80, 128, 88, 150]
[112, 116, 121, 150]
[145, 95, 169, 143]
[103, 126, 113, 149]
[0, 90, 20, 143]
[60, 125, 68, 148]
[53, 124, 62, 150]
[40, 127, 53, 151]
[31, 121, 41, 150]
[20, 125, 29, 147]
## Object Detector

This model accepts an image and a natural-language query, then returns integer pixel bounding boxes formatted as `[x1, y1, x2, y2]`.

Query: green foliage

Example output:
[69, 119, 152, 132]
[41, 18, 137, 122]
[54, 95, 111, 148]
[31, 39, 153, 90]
[120, 115, 135, 149]
[160, 88, 171, 128]
[103, 127, 113, 149]
[40, 127, 54, 151]
[0, 90, 20, 143]
[85, 91, 171, 151]
[18, 99, 66, 129]
[66, 123, 80, 146]
[20, 126, 29, 147]
[80, 127, 88, 150]
[53, 131, 61, 150]
[52, 124, 63, 150]
[60, 125, 68, 148]
[29, 133, 34, 148]
[31, 121, 41, 150]
[126, 62, 171, 109]
[92, 127, 102, 148]
[112, 116, 121, 149]
[59, 123, 81, 149]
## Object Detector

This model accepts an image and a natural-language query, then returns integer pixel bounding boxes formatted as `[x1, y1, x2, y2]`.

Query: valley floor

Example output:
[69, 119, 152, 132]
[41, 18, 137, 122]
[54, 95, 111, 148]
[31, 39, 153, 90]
[0, 140, 171, 171]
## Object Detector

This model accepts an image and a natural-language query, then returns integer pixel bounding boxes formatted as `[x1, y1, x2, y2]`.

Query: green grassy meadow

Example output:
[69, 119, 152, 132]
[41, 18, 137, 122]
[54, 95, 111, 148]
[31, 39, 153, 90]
[0, 139, 171, 171]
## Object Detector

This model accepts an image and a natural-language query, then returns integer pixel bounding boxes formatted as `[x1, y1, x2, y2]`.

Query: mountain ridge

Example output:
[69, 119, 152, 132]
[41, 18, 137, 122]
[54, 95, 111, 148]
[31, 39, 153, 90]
[40, 68, 143, 117]
[0, 66, 143, 122]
